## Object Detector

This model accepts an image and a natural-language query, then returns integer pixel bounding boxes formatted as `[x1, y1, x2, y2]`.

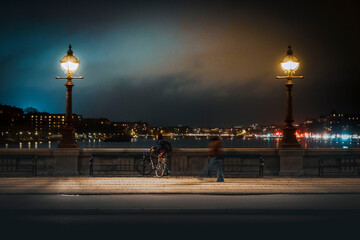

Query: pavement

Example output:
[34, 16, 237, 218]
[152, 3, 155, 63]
[1, 177, 360, 239]
[1, 176, 360, 194]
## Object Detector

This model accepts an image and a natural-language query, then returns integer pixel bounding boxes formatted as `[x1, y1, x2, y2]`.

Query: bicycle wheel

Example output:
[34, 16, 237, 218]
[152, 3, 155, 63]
[155, 161, 166, 178]
[136, 157, 153, 175]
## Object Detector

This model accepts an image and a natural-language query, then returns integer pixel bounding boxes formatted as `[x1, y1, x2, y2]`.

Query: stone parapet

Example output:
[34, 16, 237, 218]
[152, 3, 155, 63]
[279, 149, 305, 176]
[1, 148, 359, 176]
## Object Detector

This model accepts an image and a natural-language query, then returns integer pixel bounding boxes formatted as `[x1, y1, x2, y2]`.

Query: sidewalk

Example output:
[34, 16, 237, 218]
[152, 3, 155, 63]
[1, 177, 360, 238]
[1, 176, 360, 194]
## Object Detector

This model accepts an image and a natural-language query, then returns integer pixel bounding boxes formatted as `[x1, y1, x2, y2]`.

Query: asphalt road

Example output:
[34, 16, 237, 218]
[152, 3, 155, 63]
[1, 194, 359, 239]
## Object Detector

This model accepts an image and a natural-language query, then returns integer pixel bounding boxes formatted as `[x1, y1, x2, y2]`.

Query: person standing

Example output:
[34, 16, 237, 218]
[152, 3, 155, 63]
[199, 136, 224, 182]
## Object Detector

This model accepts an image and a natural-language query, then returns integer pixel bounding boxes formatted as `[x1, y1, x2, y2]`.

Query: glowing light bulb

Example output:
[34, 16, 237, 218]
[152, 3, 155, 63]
[60, 45, 80, 75]
[280, 46, 300, 75]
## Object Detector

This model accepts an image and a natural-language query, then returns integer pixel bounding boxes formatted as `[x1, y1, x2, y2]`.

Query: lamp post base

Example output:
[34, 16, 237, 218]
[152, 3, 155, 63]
[280, 142, 301, 148]
[280, 126, 301, 148]
[57, 127, 79, 148]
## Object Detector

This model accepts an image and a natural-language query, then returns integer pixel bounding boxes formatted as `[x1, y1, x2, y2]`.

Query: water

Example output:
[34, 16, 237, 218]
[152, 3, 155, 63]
[2, 137, 359, 149]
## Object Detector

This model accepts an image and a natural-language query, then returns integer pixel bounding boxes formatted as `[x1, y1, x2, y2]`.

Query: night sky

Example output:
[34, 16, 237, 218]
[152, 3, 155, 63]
[1, 0, 359, 127]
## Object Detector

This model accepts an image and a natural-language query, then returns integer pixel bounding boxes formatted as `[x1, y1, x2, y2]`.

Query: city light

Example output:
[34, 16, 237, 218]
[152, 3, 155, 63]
[322, 134, 330, 140]
[341, 134, 351, 141]
[1, 102, 360, 149]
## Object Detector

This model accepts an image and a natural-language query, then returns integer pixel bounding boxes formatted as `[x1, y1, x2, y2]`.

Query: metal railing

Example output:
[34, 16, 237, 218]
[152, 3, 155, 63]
[89, 153, 144, 177]
[89, 152, 264, 177]
[214, 153, 264, 177]
[0, 155, 38, 176]
[318, 156, 360, 177]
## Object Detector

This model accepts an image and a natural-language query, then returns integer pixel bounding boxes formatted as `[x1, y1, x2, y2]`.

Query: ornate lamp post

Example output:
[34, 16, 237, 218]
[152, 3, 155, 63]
[56, 44, 83, 148]
[276, 46, 303, 148]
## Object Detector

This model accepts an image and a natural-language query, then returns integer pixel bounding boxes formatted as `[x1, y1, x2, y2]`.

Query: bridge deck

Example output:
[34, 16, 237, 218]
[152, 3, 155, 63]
[1, 177, 360, 194]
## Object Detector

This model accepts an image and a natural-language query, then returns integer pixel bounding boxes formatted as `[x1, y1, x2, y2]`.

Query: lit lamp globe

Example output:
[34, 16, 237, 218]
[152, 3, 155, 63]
[280, 45, 299, 76]
[60, 44, 80, 75]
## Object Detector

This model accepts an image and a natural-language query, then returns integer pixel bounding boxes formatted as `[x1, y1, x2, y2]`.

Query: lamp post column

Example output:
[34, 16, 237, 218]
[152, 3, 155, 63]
[285, 79, 294, 125]
[280, 78, 300, 147]
[58, 77, 78, 148]
[277, 46, 304, 176]
[65, 78, 74, 128]
[56, 44, 83, 148]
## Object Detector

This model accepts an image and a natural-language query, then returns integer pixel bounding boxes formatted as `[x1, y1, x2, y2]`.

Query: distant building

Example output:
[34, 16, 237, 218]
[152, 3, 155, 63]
[23, 112, 82, 134]
[115, 121, 151, 136]
[0, 104, 83, 140]
[160, 125, 191, 136]
[300, 112, 360, 135]
[326, 112, 360, 134]
[78, 118, 121, 136]
[0, 104, 24, 139]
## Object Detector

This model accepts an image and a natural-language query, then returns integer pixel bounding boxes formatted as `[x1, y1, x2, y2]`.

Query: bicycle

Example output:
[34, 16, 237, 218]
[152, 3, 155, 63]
[136, 149, 168, 178]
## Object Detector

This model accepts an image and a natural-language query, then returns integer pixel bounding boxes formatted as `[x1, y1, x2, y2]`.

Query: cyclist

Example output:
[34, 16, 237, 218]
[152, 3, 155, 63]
[151, 133, 171, 175]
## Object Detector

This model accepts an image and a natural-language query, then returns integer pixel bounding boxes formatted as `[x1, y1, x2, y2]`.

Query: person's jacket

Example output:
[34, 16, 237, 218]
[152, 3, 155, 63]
[153, 139, 167, 154]
[208, 140, 222, 157]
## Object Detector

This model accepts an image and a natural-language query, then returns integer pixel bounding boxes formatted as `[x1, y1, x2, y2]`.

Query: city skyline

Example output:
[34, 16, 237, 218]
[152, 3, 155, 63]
[2, 103, 359, 132]
[1, 0, 359, 127]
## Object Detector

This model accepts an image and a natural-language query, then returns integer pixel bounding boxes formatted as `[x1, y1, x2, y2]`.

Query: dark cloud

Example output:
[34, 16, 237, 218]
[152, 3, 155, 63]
[1, 0, 359, 127]
[74, 74, 283, 127]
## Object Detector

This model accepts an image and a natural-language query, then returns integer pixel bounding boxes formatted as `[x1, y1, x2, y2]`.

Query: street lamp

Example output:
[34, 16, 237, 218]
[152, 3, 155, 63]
[276, 46, 303, 148]
[56, 44, 83, 148]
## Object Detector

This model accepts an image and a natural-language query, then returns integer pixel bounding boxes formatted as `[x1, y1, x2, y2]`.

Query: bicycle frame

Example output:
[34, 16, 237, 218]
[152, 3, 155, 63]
[137, 150, 168, 177]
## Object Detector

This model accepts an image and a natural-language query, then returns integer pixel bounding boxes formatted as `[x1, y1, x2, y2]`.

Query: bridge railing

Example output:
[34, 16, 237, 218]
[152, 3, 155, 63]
[0, 148, 359, 176]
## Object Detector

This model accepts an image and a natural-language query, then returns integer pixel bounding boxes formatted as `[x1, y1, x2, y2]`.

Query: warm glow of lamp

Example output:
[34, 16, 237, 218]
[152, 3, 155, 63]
[280, 46, 299, 75]
[60, 44, 80, 75]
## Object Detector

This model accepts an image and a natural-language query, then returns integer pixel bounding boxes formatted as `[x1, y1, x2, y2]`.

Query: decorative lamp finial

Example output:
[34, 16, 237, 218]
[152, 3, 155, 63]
[67, 44, 73, 56]
[287, 45, 293, 55]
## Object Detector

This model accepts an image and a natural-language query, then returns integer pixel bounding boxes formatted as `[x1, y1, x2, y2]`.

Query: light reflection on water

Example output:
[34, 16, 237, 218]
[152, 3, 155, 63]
[2, 137, 359, 149]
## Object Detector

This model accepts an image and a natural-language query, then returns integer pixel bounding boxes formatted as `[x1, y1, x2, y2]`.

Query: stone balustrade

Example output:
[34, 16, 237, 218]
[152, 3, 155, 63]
[1, 148, 360, 176]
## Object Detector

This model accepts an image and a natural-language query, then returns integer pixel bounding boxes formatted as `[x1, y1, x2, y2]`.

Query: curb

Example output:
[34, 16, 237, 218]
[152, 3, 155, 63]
[2, 208, 360, 215]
